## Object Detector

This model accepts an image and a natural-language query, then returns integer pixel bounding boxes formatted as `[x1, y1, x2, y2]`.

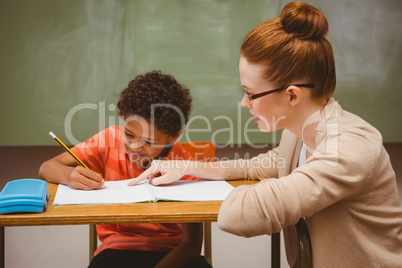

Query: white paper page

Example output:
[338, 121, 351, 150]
[150, 180, 235, 202]
[53, 179, 153, 205]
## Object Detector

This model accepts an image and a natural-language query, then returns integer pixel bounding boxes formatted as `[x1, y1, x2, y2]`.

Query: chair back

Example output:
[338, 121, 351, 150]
[296, 218, 312, 267]
[180, 142, 216, 162]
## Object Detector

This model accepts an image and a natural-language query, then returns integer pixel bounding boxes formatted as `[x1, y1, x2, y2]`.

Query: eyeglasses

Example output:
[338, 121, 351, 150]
[244, 83, 315, 102]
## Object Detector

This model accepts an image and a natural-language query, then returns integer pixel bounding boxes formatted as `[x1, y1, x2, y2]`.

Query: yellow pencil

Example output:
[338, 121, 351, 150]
[49, 132, 91, 171]
[49, 132, 105, 189]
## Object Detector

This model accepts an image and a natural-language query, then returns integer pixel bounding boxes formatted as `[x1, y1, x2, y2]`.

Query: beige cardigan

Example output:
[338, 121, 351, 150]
[218, 99, 402, 267]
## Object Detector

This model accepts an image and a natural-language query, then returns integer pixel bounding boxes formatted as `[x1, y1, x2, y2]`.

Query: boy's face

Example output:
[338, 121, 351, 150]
[123, 117, 176, 166]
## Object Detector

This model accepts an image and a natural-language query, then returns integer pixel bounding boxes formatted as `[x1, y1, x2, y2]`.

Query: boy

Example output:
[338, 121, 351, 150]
[39, 71, 212, 268]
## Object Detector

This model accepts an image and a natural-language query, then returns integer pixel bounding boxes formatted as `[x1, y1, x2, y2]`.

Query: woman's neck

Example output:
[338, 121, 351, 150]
[287, 98, 328, 156]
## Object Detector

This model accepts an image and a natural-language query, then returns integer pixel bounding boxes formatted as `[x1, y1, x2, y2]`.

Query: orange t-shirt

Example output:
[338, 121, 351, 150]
[71, 125, 197, 255]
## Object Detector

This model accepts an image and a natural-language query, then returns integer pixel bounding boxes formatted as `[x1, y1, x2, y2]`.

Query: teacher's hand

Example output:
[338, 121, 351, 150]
[128, 160, 191, 186]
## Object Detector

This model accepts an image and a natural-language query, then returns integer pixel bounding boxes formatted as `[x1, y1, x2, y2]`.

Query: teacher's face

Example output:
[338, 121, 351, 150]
[239, 56, 287, 132]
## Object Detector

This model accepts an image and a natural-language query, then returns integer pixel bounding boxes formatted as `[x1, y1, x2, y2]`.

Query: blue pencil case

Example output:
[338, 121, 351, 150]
[0, 179, 49, 214]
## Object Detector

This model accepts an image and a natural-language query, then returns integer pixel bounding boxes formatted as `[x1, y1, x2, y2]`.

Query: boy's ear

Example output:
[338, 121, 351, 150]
[168, 129, 184, 143]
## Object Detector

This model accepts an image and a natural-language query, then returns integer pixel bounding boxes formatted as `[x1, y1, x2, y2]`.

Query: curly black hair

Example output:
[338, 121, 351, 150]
[117, 70, 192, 138]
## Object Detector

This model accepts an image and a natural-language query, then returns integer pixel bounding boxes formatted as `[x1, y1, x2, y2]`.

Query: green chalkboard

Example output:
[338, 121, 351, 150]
[1, 0, 401, 146]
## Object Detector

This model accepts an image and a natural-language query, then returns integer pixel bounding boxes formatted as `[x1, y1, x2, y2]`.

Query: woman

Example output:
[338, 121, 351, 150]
[130, 2, 402, 267]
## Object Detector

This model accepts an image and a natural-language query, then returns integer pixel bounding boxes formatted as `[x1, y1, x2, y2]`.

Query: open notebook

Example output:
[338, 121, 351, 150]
[53, 179, 235, 205]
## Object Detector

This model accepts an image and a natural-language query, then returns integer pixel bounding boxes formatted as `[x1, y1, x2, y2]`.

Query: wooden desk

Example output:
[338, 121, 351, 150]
[1, 180, 275, 268]
[0, 180, 256, 226]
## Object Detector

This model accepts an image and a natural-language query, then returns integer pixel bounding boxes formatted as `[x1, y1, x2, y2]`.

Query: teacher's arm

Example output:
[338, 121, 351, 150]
[129, 145, 280, 186]
[129, 160, 225, 186]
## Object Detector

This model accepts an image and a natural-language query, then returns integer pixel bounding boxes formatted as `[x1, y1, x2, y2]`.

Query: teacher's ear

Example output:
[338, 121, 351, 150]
[286, 85, 303, 106]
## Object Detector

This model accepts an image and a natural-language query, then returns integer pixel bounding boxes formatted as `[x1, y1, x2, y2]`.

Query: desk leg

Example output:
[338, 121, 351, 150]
[271, 232, 280, 268]
[89, 225, 97, 262]
[0, 226, 4, 268]
[204, 222, 212, 265]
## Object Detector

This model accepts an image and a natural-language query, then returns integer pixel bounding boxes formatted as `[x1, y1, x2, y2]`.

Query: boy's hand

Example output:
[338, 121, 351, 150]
[66, 166, 105, 190]
[128, 160, 187, 186]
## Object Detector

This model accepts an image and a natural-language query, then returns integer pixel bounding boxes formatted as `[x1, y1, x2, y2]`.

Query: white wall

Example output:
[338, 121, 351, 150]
[5, 223, 289, 268]
[210, 223, 289, 268]
[5, 225, 88, 268]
